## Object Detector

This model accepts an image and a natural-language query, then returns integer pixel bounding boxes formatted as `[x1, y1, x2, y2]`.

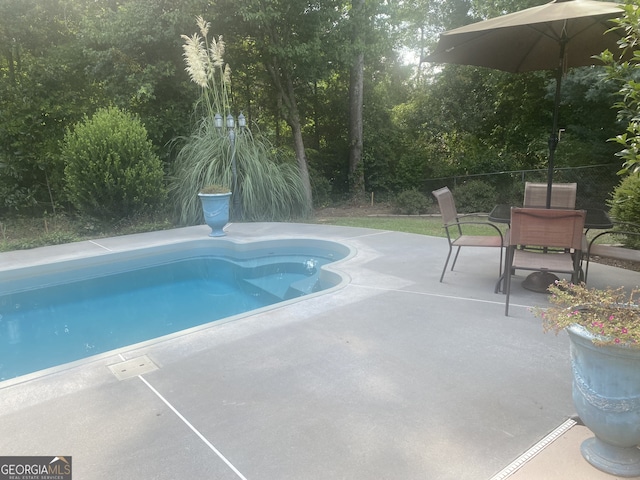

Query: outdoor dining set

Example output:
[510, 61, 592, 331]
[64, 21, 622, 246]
[432, 183, 640, 316]
[425, 0, 640, 316]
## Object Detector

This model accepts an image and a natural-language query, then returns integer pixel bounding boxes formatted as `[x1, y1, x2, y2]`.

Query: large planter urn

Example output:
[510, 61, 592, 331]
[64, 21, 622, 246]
[568, 323, 640, 477]
[198, 191, 231, 237]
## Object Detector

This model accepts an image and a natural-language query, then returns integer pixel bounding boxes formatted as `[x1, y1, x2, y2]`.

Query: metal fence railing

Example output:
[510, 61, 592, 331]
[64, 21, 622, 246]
[423, 164, 621, 211]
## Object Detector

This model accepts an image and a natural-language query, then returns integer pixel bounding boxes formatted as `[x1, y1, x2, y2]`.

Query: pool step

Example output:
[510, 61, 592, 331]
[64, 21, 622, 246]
[242, 276, 290, 300]
[288, 276, 321, 297]
[242, 274, 319, 301]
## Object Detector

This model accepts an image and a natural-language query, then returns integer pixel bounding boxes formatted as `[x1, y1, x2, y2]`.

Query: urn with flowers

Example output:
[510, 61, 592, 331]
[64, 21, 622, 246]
[534, 280, 640, 477]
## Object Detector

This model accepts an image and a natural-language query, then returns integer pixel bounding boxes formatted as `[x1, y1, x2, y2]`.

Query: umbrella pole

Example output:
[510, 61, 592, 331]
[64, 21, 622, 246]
[546, 69, 562, 208]
[547, 32, 568, 208]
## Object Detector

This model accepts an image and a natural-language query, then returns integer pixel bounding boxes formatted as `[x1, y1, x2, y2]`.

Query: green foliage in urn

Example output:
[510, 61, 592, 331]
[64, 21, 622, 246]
[200, 185, 231, 194]
[61, 107, 166, 220]
[533, 279, 640, 347]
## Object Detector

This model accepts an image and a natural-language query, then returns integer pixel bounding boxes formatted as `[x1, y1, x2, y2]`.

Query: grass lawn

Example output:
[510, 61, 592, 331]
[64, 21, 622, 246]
[313, 214, 505, 237]
[0, 210, 622, 255]
[0, 214, 174, 252]
[1, 209, 504, 252]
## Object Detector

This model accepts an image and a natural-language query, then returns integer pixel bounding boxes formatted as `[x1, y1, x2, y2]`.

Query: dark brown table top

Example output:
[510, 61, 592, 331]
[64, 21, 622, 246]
[488, 205, 613, 230]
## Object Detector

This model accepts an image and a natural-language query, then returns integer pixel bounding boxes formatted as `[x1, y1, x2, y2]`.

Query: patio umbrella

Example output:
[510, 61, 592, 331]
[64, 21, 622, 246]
[425, 0, 626, 207]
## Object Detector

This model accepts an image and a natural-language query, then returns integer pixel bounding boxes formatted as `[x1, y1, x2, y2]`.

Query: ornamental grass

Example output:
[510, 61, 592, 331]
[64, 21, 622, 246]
[171, 16, 311, 225]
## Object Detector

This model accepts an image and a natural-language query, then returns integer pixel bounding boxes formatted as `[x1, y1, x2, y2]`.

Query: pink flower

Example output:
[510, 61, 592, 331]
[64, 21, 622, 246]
[609, 315, 615, 321]
[615, 338, 621, 344]
[622, 328, 628, 334]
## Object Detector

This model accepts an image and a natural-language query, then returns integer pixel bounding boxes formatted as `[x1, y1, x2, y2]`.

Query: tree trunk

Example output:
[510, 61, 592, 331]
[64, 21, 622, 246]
[5, 48, 15, 85]
[290, 112, 313, 207]
[348, 0, 365, 199]
[312, 80, 321, 150]
[266, 61, 313, 207]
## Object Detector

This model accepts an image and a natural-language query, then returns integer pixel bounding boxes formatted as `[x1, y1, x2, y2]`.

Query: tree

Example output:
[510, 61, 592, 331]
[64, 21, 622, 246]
[0, 0, 94, 212]
[348, 0, 365, 198]
[398, 0, 475, 82]
[221, 0, 344, 206]
[80, 0, 209, 148]
[599, 0, 640, 175]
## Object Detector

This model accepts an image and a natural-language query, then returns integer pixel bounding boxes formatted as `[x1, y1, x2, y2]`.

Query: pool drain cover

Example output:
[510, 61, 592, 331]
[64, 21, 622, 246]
[108, 355, 158, 380]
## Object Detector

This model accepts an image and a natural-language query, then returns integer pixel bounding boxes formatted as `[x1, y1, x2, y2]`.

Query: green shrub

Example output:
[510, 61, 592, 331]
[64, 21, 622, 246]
[311, 173, 332, 209]
[61, 107, 166, 220]
[609, 173, 640, 248]
[394, 189, 430, 215]
[453, 180, 497, 213]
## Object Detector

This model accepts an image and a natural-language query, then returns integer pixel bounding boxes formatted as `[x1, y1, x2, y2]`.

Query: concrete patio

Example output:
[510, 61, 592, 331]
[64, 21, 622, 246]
[0, 222, 638, 479]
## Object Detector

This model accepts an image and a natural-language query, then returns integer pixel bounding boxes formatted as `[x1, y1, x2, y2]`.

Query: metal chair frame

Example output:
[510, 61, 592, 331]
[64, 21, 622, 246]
[584, 221, 640, 283]
[432, 187, 504, 289]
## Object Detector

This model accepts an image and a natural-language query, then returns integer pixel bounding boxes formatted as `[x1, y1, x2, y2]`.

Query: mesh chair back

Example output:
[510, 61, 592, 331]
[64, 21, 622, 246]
[432, 187, 458, 226]
[509, 207, 585, 250]
[523, 182, 577, 209]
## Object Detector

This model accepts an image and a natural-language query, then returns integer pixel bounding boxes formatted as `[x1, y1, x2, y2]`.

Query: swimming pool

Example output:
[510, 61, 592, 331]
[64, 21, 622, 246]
[0, 238, 350, 381]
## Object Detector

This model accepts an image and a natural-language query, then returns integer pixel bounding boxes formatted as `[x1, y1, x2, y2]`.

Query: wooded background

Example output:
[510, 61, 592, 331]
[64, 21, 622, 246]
[0, 0, 627, 217]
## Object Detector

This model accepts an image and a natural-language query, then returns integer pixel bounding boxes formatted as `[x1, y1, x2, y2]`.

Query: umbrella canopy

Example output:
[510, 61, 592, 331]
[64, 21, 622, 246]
[426, 0, 624, 73]
[425, 0, 625, 207]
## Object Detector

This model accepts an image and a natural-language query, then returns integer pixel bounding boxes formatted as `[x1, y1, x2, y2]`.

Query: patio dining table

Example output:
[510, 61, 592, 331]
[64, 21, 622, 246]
[488, 204, 613, 230]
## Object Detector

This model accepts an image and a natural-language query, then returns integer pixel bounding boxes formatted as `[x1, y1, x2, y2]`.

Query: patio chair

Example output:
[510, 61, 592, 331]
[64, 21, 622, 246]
[521, 182, 577, 253]
[584, 221, 640, 283]
[523, 182, 577, 209]
[504, 207, 586, 316]
[432, 187, 504, 289]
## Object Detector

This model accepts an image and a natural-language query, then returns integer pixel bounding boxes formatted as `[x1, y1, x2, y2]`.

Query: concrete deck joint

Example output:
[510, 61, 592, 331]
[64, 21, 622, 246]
[88, 239, 114, 252]
[138, 375, 248, 480]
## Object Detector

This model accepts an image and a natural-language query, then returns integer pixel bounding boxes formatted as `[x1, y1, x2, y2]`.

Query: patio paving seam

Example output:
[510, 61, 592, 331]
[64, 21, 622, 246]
[352, 283, 537, 311]
[137, 374, 249, 480]
[88, 239, 115, 252]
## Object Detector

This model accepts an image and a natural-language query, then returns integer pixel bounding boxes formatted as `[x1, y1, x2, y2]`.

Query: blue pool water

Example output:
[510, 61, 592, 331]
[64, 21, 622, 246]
[0, 240, 348, 381]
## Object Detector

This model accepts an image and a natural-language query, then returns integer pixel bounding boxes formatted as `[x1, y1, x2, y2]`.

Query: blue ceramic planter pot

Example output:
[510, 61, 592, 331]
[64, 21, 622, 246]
[198, 192, 231, 237]
[568, 324, 640, 477]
